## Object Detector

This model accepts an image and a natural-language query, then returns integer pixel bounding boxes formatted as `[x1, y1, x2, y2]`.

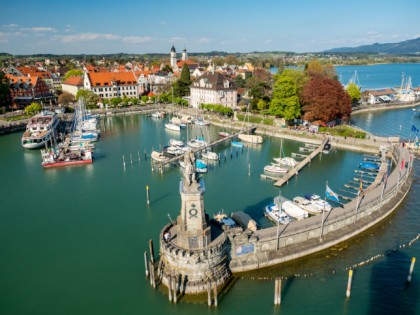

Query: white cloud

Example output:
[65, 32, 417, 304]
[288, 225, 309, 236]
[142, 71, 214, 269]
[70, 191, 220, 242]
[264, 39, 274, 44]
[2, 23, 19, 28]
[198, 37, 211, 44]
[31, 27, 56, 32]
[121, 36, 153, 44]
[170, 37, 186, 43]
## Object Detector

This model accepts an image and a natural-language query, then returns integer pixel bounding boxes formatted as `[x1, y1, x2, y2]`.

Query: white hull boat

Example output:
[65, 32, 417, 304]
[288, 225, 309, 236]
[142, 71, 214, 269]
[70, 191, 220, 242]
[265, 202, 292, 225]
[282, 200, 309, 220]
[21, 111, 60, 149]
[264, 164, 288, 174]
[151, 151, 169, 163]
[201, 150, 219, 160]
[165, 123, 181, 132]
[238, 133, 263, 144]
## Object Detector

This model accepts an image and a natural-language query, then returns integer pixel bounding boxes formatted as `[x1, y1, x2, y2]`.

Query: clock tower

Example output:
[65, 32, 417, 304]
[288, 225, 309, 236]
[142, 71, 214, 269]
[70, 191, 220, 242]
[176, 151, 211, 249]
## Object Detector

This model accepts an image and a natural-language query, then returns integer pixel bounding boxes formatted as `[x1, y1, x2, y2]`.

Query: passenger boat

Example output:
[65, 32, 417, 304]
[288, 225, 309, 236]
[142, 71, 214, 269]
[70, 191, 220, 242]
[21, 111, 60, 149]
[264, 200, 292, 225]
[41, 147, 93, 168]
[151, 151, 169, 163]
[264, 164, 288, 174]
[304, 194, 332, 211]
[292, 196, 322, 215]
[201, 150, 219, 161]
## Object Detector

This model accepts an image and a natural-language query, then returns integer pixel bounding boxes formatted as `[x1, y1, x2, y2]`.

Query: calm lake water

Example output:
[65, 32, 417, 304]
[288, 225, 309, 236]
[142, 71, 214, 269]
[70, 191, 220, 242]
[0, 111, 418, 315]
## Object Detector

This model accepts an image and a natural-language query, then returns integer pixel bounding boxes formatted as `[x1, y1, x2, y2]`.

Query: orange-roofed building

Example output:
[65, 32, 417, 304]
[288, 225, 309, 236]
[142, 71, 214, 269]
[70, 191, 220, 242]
[62, 76, 84, 96]
[84, 71, 139, 99]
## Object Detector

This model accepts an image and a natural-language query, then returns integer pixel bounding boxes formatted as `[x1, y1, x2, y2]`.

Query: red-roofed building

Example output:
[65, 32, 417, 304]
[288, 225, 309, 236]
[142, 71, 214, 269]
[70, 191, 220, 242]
[62, 76, 84, 96]
[84, 71, 139, 99]
[6, 74, 53, 109]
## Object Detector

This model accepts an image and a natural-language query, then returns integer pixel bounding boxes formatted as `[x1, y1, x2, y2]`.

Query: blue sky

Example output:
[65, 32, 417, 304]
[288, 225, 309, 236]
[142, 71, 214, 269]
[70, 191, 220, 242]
[1, 0, 419, 55]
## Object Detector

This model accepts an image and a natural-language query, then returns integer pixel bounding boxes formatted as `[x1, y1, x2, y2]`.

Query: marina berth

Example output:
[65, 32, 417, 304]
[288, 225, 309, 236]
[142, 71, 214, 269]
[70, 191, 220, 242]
[264, 164, 288, 174]
[238, 133, 263, 144]
[304, 193, 332, 211]
[21, 110, 60, 149]
[151, 150, 170, 163]
[201, 150, 219, 160]
[187, 137, 208, 149]
[264, 201, 292, 225]
[164, 122, 181, 132]
[163, 145, 184, 156]
[292, 196, 322, 215]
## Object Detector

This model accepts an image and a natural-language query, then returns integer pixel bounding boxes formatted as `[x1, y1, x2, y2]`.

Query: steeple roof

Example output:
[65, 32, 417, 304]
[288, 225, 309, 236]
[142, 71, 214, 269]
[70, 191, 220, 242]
[171, 45, 176, 52]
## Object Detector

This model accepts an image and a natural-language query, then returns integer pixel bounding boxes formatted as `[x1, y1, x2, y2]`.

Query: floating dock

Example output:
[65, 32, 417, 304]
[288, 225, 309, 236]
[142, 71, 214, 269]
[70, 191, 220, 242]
[272, 138, 328, 187]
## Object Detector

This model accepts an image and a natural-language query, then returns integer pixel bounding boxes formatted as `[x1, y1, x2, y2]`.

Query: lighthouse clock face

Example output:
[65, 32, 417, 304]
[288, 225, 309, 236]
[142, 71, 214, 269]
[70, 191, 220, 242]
[189, 203, 198, 219]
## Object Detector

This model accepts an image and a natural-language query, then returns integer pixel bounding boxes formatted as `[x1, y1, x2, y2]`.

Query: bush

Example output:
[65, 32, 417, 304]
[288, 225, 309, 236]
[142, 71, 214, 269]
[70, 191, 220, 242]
[319, 125, 366, 139]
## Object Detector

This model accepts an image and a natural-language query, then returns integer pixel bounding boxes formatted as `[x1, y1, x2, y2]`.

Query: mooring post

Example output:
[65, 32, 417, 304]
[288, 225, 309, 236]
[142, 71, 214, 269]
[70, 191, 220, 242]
[146, 185, 150, 205]
[274, 278, 279, 305]
[149, 239, 155, 264]
[346, 269, 353, 298]
[149, 261, 156, 288]
[144, 251, 149, 277]
[138, 149, 140, 163]
[122, 155, 126, 168]
[144, 148, 147, 160]
[213, 282, 218, 307]
[278, 278, 282, 305]
[173, 275, 178, 303]
[407, 257, 416, 282]
[248, 163, 251, 176]
[168, 275, 173, 302]
[207, 282, 212, 307]
[130, 153, 133, 164]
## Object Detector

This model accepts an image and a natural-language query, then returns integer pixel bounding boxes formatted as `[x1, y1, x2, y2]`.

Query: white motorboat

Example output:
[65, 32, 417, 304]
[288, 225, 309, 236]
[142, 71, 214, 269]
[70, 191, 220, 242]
[201, 150, 219, 161]
[187, 137, 208, 149]
[292, 196, 322, 215]
[21, 110, 60, 149]
[304, 194, 332, 211]
[169, 139, 185, 147]
[165, 123, 181, 132]
[151, 111, 165, 119]
[151, 151, 169, 163]
[322, 143, 332, 154]
[282, 200, 309, 220]
[264, 164, 288, 174]
[273, 157, 298, 167]
[164, 145, 184, 156]
[265, 201, 292, 225]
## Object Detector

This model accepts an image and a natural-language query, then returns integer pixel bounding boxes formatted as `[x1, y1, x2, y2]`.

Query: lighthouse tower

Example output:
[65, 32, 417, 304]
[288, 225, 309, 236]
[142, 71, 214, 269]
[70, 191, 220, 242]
[159, 151, 231, 294]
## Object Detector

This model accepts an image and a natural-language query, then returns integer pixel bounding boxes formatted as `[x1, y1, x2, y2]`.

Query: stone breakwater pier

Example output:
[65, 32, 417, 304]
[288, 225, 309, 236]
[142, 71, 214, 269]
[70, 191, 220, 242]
[151, 143, 414, 298]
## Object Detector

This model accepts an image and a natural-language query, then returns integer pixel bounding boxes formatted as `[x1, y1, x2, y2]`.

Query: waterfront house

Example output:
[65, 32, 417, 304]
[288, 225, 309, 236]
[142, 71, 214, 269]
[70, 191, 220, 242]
[61, 76, 84, 96]
[6, 74, 53, 109]
[83, 71, 139, 99]
[362, 88, 395, 105]
[189, 72, 237, 109]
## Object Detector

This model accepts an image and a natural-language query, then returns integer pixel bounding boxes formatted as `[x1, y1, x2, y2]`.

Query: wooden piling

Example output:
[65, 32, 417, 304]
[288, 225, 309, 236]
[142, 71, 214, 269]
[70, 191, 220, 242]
[207, 282, 212, 306]
[144, 251, 149, 277]
[146, 185, 150, 205]
[149, 239, 155, 264]
[407, 257, 416, 282]
[123, 155, 126, 168]
[149, 261, 156, 288]
[346, 269, 353, 298]
[130, 153, 133, 164]
[173, 276, 178, 303]
[168, 275, 173, 302]
[213, 282, 218, 307]
[248, 163, 251, 176]
[274, 278, 281, 305]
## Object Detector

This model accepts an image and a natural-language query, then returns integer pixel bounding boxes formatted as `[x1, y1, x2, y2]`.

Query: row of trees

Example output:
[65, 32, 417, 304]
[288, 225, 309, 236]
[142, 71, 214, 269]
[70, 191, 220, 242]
[241, 60, 355, 123]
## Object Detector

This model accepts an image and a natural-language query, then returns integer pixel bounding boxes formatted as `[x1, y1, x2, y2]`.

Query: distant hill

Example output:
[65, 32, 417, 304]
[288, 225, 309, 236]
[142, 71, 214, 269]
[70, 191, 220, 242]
[324, 37, 420, 55]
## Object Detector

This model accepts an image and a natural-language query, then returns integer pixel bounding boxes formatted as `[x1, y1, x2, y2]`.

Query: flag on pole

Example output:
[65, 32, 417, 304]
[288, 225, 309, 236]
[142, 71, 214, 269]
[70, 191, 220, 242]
[359, 179, 363, 192]
[411, 124, 419, 133]
[401, 158, 405, 170]
[326, 183, 340, 203]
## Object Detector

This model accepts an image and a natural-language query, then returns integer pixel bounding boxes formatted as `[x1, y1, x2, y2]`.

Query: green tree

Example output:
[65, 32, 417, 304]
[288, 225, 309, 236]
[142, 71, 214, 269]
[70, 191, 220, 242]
[64, 69, 83, 80]
[346, 83, 361, 104]
[234, 75, 246, 88]
[25, 102, 42, 115]
[270, 72, 301, 120]
[58, 92, 75, 106]
[173, 64, 191, 97]
[257, 99, 268, 111]
[75, 89, 99, 108]
[141, 95, 148, 104]
[0, 70, 11, 110]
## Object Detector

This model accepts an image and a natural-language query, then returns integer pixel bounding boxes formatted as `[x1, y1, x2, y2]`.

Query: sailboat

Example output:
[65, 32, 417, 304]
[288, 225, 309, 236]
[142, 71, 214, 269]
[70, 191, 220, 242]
[165, 110, 181, 132]
[397, 75, 415, 103]
[264, 140, 290, 173]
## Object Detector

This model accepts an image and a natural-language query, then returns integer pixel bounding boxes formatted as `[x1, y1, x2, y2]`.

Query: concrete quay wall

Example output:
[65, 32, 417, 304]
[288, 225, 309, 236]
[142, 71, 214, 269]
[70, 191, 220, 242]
[229, 145, 413, 273]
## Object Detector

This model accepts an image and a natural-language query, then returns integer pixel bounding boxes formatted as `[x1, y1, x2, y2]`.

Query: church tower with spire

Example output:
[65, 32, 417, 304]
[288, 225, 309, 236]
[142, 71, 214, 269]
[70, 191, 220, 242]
[182, 47, 188, 61]
[170, 45, 177, 69]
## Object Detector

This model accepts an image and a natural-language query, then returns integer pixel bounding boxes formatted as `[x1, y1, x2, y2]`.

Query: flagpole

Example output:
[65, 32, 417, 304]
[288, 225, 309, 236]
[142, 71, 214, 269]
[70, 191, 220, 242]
[320, 182, 327, 241]
[276, 190, 281, 250]
[354, 193, 360, 223]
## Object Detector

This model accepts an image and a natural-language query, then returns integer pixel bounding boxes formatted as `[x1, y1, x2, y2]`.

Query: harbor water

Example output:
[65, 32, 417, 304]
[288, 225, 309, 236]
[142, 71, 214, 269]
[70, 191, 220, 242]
[0, 111, 418, 314]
